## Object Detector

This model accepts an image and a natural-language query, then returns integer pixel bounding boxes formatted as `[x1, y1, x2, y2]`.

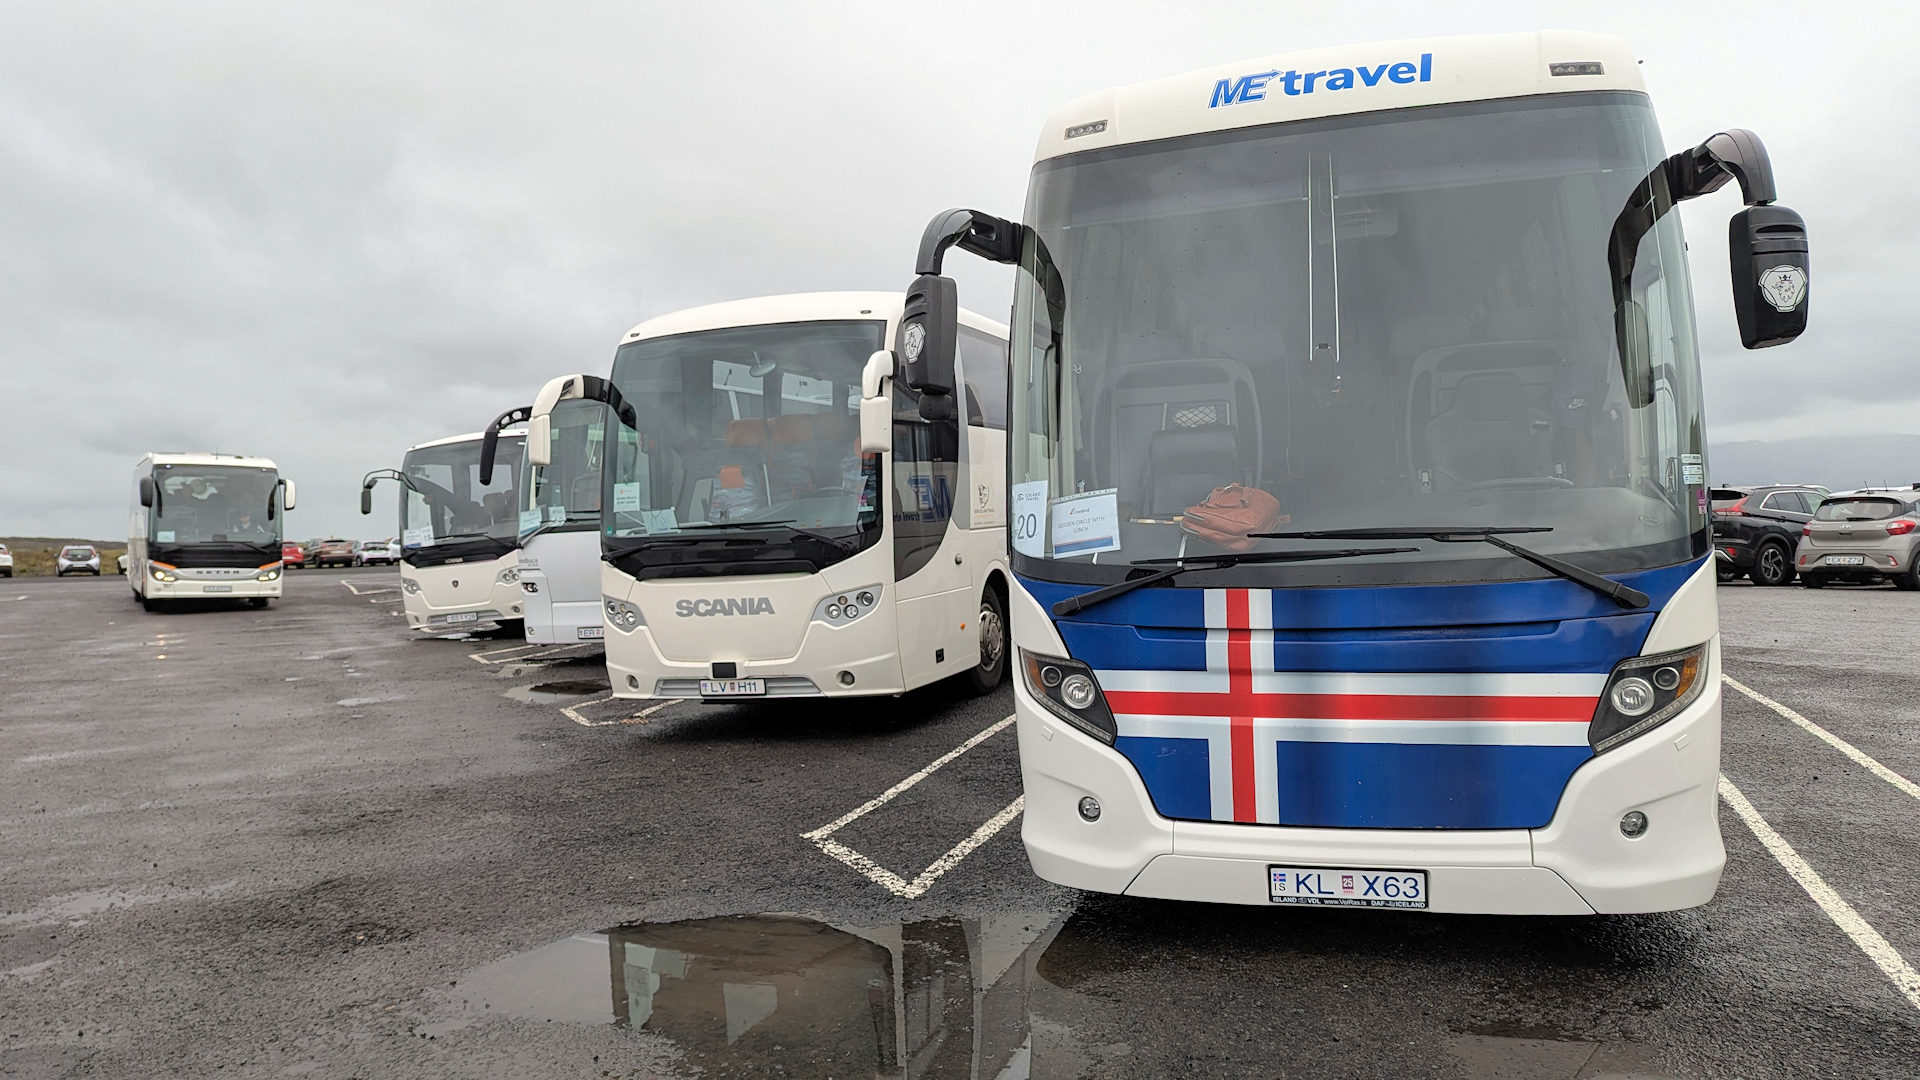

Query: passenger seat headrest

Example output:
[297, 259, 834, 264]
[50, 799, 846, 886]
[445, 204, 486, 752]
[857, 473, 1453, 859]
[726, 419, 766, 447]
[1449, 373, 1530, 420]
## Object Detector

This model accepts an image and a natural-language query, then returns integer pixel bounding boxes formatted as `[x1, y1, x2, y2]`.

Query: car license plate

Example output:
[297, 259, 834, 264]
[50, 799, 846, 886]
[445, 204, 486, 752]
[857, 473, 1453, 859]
[203, 585, 232, 593]
[1269, 865, 1427, 909]
[1828, 554, 1866, 566]
[576, 626, 604, 640]
[445, 612, 479, 624]
[699, 678, 765, 697]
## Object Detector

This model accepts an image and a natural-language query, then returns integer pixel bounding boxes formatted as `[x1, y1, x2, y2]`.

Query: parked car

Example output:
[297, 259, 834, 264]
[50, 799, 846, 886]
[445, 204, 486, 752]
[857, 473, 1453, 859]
[1796, 491, 1920, 589]
[56, 545, 102, 576]
[117, 552, 128, 574]
[281, 541, 308, 570]
[1711, 484, 1827, 585]
[0, 543, 11, 578]
[313, 538, 358, 569]
[357, 539, 401, 566]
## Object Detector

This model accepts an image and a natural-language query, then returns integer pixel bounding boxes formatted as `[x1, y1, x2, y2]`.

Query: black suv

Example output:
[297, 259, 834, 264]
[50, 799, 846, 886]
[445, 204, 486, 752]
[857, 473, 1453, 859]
[1712, 485, 1826, 585]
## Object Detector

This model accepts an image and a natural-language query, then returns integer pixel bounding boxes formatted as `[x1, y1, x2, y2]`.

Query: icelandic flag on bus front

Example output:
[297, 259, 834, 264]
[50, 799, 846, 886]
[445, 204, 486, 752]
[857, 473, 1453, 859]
[1093, 587, 1606, 830]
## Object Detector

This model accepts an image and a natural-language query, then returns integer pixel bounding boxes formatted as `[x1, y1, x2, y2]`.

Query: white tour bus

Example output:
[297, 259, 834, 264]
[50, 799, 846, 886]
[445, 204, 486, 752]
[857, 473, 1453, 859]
[476, 396, 624, 645]
[362, 430, 526, 633]
[129, 452, 295, 611]
[525, 292, 1011, 700]
[900, 32, 1809, 912]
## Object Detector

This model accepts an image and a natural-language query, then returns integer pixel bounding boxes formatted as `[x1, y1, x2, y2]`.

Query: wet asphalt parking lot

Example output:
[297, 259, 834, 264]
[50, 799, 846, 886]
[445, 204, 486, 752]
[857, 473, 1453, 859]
[3, 568, 1919, 1078]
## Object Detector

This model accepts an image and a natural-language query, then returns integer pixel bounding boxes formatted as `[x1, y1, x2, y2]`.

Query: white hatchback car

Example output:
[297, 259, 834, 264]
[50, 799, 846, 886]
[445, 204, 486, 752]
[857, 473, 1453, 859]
[0, 543, 12, 578]
[56, 545, 102, 576]
[357, 539, 401, 566]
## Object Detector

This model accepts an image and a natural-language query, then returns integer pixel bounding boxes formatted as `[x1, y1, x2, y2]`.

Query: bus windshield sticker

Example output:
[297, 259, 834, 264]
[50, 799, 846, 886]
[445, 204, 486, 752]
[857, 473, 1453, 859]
[1050, 488, 1121, 557]
[640, 509, 679, 534]
[402, 526, 434, 549]
[1682, 463, 1705, 485]
[519, 509, 543, 535]
[545, 505, 566, 524]
[1012, 481, 1048, 557]
[612, 482, 642, 513]
[156, 530, 175, 542]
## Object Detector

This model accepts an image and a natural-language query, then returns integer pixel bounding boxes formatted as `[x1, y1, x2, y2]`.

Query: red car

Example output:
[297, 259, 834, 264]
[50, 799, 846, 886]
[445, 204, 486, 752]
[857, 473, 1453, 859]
[281, 542, 307, 570]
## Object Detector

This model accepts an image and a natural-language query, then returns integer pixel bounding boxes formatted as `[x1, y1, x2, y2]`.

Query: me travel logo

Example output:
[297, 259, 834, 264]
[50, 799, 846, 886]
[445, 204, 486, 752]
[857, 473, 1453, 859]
[1210, 53, 1433, 107]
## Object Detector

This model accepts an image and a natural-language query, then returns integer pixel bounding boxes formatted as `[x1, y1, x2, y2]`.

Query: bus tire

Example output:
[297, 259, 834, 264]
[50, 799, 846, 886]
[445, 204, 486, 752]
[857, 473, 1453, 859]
[965, 585, 1009, 694]
[249, 597, 270, 608]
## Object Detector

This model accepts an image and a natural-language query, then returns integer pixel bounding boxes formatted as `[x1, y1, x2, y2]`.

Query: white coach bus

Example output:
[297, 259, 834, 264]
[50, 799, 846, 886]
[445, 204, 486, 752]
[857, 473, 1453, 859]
[476, 396, 623, 645]
[130, 452, 295, 611]
[525, 292, 1011, 700]
[362, 430, 526, 634]
[900, 32, 1809, 912]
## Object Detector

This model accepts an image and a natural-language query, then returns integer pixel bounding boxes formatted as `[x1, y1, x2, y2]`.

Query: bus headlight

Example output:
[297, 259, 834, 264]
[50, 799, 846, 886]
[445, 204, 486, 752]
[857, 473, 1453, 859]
[402, 578, 421, 594]
[497, 567, 520, 586]
[1020, 649, 1117, 745]
[149, 563, 178, 583]
[255, 564, 281, 582]
[1589, 645, 1707, 753]
[812, 585, 882, 626]
[604, 596, 643, 633]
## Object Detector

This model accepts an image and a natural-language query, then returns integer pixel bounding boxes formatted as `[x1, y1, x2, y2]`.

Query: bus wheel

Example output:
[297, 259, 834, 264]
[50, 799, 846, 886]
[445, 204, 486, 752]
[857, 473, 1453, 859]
[966, 587, 1009, 694]
[249, 597, 270, 608]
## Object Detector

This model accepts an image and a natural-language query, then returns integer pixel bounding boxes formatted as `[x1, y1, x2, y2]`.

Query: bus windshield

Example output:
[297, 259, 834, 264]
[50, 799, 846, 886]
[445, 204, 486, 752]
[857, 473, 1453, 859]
[150, 465, 281, 545]
[400, 436, 521, 563]
[521, 399, 606, 538]
[602, 319, 884, 560]
[1011, 92, 1707, 587]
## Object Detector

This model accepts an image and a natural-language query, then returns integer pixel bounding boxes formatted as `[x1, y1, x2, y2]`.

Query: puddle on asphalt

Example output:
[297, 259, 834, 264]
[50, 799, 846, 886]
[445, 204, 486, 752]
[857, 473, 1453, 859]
[435, 913, 1683, 1078]
[435, 913, 1081, 1077]
[503, 680, 608, 705]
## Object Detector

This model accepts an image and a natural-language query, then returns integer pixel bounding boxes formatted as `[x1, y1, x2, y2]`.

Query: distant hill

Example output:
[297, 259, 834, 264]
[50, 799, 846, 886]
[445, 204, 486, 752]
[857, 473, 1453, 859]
[1709, 434, 1920, 492]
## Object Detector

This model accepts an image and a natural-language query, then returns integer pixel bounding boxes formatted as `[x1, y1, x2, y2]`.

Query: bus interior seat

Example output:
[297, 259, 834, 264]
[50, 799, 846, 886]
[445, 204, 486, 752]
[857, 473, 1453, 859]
[1422, 371, 1554, 492]
[681, 419, 769, 522]
[1139, 426, 1241, 517]
[767, 414, 815, 499]
[1405, 340, 1562, 492]
[1102, 358, 1261, 513]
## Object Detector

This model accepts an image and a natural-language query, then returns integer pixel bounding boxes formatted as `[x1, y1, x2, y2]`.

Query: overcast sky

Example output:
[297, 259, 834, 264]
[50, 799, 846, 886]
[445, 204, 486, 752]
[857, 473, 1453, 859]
[2, 1, 1915, 540]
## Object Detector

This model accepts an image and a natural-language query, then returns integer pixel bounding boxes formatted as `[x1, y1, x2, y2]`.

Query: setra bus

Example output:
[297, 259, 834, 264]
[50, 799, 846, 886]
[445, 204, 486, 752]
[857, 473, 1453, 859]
[524, 292, 1011, 700]
[129, 452, 296, 611]
[362, 429, 527, 634]
[894, 31, 1810, 913]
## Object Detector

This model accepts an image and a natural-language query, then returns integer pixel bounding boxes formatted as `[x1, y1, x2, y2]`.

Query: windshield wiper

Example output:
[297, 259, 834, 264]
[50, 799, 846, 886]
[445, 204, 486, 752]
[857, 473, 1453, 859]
[1051, 547, 1419, 617]
[424, 532, 505, 544]
[670, 519, 857, 552]
[670, 520, 798, 531]
[1254, 526, 1650, 610]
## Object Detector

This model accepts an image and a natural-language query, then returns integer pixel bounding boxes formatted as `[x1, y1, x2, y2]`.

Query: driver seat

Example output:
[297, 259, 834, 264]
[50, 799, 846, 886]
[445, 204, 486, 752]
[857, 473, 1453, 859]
[1424, 373, 1553, 492]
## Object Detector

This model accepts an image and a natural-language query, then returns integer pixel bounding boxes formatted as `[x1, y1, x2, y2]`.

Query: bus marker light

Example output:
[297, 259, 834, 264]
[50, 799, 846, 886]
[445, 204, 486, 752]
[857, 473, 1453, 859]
[1078, 796, 1102, 822]
[838, 671, 855, 686]
[1620, 811, 1649, 838]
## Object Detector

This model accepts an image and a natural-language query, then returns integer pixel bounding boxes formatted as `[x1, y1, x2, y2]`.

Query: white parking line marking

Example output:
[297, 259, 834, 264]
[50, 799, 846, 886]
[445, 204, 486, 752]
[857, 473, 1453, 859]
[561, 697, 677, 728]
[1724, 675, 1920, 802]
[339, 579, 399, 596]
[468, 642, 599, 666]
[1719, 775, 1920, 1014]
[803, 715, 1019, 899]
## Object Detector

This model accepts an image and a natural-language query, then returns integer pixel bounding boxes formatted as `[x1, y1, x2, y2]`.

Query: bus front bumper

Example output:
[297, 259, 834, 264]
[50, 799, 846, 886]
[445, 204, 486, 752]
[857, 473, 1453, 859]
[144, 577, 282, 599]
[1015, 673, 1725, 916]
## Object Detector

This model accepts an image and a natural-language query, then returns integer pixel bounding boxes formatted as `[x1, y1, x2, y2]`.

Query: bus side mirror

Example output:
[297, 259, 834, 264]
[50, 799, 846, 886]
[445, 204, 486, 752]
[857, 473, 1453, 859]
[280, 479, 296, 511]
[138, 476, 155, 508]
[360, 487, 373, 515]
[527, 414, 553, 466]
[1729, 204, 1809, 349]
[859, 350, 893, 454]
[898, 273, 957, 401]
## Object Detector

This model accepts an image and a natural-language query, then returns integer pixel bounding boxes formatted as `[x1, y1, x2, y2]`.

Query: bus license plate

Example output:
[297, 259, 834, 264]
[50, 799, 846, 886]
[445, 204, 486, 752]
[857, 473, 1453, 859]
[700, 678, 765, 697]
[1270, 865, 1427, 909]
[203, 585, 232, 593]
[1828, 555, 1865, 565]
[445, 612, 479, 624]
[577, 626, 603, 640]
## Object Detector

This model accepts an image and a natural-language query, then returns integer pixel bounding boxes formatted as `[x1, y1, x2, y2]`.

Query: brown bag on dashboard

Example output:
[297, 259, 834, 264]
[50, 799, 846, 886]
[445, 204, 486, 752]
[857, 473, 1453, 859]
[1180, 484, 1282, 552]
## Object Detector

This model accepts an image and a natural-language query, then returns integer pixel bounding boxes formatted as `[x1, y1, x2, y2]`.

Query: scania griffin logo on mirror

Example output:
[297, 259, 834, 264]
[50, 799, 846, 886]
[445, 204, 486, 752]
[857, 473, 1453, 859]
[1758, 265, 1808, 312]
[676, 597, 775, 617]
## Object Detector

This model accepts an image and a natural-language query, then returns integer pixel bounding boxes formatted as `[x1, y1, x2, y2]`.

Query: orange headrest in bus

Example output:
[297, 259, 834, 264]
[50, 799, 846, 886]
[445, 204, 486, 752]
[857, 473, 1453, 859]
[725, 419, 766, 447]
[770, 414, 814, 443]
[811, 412, 851, 442]
[718, 465, 748, 489]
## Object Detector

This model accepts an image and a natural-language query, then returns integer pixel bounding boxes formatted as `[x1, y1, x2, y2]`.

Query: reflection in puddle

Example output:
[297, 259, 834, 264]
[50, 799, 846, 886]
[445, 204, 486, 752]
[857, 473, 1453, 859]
[447, 913, 1076, 1078]
[503, 680, 609, 705]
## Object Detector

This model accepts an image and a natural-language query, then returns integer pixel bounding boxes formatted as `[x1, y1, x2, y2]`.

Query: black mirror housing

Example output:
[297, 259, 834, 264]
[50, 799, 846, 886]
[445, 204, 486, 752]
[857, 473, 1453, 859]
[898, 273, 957, 398]
[360, 487, 373, 515]
[1729, 204, 1809, 349]
[138, 476, 155, 508]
